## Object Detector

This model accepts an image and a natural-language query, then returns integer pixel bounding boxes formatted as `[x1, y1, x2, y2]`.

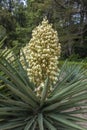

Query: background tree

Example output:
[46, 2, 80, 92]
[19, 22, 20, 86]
[0, 0, 87, 59]
[0, 0, 28, 50]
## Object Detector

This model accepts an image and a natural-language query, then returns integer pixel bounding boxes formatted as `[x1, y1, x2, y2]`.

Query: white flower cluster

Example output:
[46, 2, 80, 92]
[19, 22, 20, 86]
[20, 18, 61, 95]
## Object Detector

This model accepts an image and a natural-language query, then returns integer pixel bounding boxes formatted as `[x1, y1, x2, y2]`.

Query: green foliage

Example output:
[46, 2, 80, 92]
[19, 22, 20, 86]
[0, 51, 87, 129]
[0, 0, 87, 59]
[68, 54, 80, 61]
[59, 60, 87, 70]
[0, 0, 29, 49]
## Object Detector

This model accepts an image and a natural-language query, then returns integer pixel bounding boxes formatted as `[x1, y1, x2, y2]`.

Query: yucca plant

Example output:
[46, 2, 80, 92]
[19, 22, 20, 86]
[0, 18, 87, 130]
[0, 38, 16, 95]
[0, 37, 12, 93]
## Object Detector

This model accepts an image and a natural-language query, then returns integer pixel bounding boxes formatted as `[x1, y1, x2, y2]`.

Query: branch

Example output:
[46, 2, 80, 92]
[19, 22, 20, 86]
[54, 0, 66, 9]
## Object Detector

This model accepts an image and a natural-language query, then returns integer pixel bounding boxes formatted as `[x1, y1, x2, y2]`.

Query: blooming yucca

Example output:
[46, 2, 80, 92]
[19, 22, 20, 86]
[0, 19, 87, 130]
[20, 18, 61, 95]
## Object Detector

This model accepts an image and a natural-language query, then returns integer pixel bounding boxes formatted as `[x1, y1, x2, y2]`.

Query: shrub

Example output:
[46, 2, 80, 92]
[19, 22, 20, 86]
[0, 18, 87, 130]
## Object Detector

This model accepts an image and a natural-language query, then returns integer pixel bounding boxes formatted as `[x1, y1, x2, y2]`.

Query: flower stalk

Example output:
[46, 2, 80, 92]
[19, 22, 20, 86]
[21, 18, 61, 96]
